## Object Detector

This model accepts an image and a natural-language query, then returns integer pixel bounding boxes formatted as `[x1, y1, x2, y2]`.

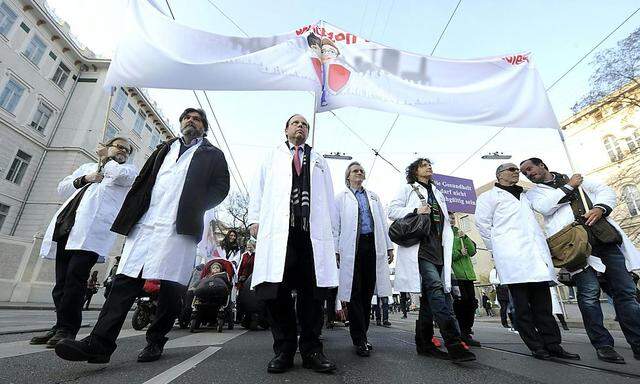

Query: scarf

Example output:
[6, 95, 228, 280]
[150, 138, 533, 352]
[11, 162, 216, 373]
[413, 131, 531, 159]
[290, 143, 312, 231]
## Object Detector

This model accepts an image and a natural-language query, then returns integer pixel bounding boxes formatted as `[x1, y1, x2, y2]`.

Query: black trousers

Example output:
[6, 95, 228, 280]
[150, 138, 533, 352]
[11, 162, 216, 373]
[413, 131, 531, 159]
[326, 287, 338, 324]
[52, 235, 98, 335]
[400, 292, 410, 316]
[347, 234, 376, 345]
[374, 297, 389, 322]
[89, 274, 186, 353]
[453, 279, 477, 336]
[508, 282, 561, 352]
[264, 225, 324, 357]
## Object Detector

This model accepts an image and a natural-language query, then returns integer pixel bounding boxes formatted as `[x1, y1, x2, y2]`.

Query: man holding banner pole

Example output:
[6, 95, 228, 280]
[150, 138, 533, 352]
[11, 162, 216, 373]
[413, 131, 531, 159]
[521, 157, 640, 363]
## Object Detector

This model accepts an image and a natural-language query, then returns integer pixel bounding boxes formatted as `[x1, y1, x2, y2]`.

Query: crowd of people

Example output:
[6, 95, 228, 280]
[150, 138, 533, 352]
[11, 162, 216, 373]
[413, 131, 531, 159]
[27, 108, 640, 375]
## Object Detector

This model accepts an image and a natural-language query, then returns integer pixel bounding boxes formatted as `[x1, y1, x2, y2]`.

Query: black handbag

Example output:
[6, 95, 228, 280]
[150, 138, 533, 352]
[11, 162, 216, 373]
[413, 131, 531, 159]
[388, 185, 431, 247]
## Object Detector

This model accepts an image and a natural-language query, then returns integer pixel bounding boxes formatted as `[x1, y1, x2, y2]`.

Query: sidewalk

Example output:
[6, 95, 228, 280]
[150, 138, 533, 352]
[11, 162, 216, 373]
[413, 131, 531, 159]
[0, 302, 102, 311]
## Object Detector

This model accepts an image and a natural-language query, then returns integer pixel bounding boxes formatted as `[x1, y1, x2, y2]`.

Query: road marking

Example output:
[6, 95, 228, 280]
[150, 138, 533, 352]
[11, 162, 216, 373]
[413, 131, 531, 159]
[143, 346, 220, 384]
[0, 329, 145, 359]
[164, 329, 246, 349]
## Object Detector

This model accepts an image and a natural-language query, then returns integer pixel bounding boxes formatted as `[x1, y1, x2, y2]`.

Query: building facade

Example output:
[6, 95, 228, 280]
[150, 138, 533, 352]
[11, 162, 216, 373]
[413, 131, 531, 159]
[0, 0, 175, 303]
[561, 84, 640, 247]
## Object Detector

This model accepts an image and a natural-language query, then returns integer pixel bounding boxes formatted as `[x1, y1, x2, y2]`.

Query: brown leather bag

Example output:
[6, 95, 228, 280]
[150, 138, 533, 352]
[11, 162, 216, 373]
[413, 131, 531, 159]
[547, 222, 591, 271]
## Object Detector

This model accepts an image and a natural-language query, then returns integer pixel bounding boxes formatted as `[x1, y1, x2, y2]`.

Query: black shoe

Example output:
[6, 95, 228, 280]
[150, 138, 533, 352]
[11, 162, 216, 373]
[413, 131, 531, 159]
[355, 343, 370, 357]
[446, 342, 476, 363]
[365, 341, 373, 351]
[561, 323, 570, 331]
[302, 352, 337, 373]
[137, 338, 167, 363]
[632, 346, 640, 360]
[55, 338, 110, 364]
[376, 320, 382, 326]
[267, 353, 294, 373]
[46, 330, 75, 349]
[547, 346, 580, 360]
[417, 344, 450, 360]
[596, 346, 625, 364]
[531, 349, 552, 360]
[402, 314, 407, 319]
[326, 321, 335, 329]
[382, 321, 391, 327]
[462, 335, 481, 347]
[30, 328, 56, 345]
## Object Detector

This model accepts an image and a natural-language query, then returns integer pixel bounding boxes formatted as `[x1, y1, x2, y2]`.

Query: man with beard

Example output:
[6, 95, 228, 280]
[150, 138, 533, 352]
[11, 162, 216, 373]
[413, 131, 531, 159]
[521, 157, 640, 363]
[55, 108, 230, 364]
[33, 137, 136, 348]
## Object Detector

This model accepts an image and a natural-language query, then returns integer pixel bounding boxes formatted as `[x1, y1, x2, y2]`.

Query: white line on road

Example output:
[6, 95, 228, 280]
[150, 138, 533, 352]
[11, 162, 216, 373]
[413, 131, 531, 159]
[142, 346, 220, 384]
[0, 329, 145, 359]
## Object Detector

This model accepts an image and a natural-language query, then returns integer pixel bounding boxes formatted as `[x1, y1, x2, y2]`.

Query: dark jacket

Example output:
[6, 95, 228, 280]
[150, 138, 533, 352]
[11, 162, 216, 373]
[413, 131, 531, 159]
[111, 137, 230, 242]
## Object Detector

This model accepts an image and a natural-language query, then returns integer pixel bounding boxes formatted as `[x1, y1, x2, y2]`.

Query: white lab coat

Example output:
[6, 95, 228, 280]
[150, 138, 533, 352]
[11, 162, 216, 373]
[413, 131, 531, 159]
[334, 187, 393, 302]
[475, 186, 556, 285]
[117, 140, 201, 285]
[526, 179, 640, 273]
[40, 160, 138, 263]
[387, 183, 454, 293]
[248, 143, 339, 289]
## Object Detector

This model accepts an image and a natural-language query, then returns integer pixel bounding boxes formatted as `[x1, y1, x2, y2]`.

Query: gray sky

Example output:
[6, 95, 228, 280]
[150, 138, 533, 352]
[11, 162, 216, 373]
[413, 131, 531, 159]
[47, 0, 640, 204]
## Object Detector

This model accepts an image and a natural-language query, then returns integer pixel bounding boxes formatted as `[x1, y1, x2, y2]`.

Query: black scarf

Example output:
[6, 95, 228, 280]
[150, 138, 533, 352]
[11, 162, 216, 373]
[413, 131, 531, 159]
[494, 183, 524, 201]
[289, 142, 312, 231]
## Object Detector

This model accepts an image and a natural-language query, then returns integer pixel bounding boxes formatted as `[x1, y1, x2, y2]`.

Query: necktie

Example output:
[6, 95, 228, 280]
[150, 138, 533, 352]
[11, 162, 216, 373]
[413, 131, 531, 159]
[293, 145, 302, 176]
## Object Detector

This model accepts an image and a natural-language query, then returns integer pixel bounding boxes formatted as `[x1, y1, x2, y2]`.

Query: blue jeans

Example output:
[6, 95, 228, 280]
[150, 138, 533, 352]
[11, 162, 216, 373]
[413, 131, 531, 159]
[573, 244, 640, 350]
[417, 259, 461, 345]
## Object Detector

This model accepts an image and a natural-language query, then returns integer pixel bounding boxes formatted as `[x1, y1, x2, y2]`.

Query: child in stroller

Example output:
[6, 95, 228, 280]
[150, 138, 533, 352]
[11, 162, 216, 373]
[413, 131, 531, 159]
[190, 258, 235, 332]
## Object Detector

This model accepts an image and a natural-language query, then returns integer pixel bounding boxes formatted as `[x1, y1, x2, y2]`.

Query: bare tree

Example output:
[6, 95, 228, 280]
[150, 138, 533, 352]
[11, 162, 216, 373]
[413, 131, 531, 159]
[573, 27, 640, 113]
[223, 191, 251, 242]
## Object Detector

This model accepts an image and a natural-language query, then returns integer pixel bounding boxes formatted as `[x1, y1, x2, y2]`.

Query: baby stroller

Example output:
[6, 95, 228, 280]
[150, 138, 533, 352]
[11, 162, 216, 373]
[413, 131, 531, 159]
[190, 259, 235, 333]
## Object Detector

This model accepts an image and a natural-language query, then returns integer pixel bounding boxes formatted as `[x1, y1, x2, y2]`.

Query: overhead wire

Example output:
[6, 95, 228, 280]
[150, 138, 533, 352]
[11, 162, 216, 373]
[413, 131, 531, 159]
[430, 0, 462, 56]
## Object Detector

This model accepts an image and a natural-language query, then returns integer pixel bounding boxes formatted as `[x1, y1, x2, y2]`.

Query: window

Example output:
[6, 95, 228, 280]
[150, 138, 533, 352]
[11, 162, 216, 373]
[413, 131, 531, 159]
[145, 123, 152, 132]
[112, 88, 127, 116]
[52, 62, 70, 88]
[0, 2, 17, 36]
[127, 146, 136, 164]
[603, 135, 623, 162]
[23, 35, 46, 65]
[103, 122, 118, 142]
[30, 102, 53, 133]
[0, 203, 9, 231]
[133, 110, 145, 135]
[625, 128, 640, 153]
[5, 150, 31, 184]
[149, 129, 160, 148]
[622, 185, 640, 216]
[0, 79, 25, 113]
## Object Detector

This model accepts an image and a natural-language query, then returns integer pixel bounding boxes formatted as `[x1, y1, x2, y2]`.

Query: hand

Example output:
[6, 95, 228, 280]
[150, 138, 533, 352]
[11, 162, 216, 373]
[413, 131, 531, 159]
[387, 249, 394, 264]
[416, 204, 431, 214]
[84, 172, 104, 183]
[458, 230, 465, 237]
[583, 207, 604, 226]
[335, 253, 340, 268]
[96, 144, 108, 159]
[249, 223, 259, 238]
[568, 173, 583, 188]
[461, 247, 468, 256]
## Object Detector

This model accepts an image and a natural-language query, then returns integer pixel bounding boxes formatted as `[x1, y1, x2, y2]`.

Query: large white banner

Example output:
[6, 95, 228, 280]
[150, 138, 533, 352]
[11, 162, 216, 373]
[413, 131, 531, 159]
[105, 0, 559, 129]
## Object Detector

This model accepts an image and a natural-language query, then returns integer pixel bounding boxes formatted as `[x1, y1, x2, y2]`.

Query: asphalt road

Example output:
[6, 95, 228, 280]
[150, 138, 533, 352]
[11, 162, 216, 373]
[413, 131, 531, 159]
[0, 309, 638, 384]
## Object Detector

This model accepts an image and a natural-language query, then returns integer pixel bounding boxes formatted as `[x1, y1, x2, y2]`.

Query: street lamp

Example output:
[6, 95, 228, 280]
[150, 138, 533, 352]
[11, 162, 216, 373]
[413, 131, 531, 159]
[323, 152, 353, 160]
[481, 151, 512, 160]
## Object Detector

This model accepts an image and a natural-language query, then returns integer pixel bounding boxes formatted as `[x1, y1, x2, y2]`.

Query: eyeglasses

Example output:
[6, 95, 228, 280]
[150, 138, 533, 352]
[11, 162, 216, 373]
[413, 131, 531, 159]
[289, 120, 309, 129]
[351, 169, 365, 174]
[109, 144, 131, 154]
[503, 167, 519, 173]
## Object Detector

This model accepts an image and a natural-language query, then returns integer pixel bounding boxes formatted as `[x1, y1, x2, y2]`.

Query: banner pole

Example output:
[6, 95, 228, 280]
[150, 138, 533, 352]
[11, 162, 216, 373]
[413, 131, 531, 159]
[97, 87, 115, 172]
[557, 128, 589, 209]
[311, 91, 317, 147]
